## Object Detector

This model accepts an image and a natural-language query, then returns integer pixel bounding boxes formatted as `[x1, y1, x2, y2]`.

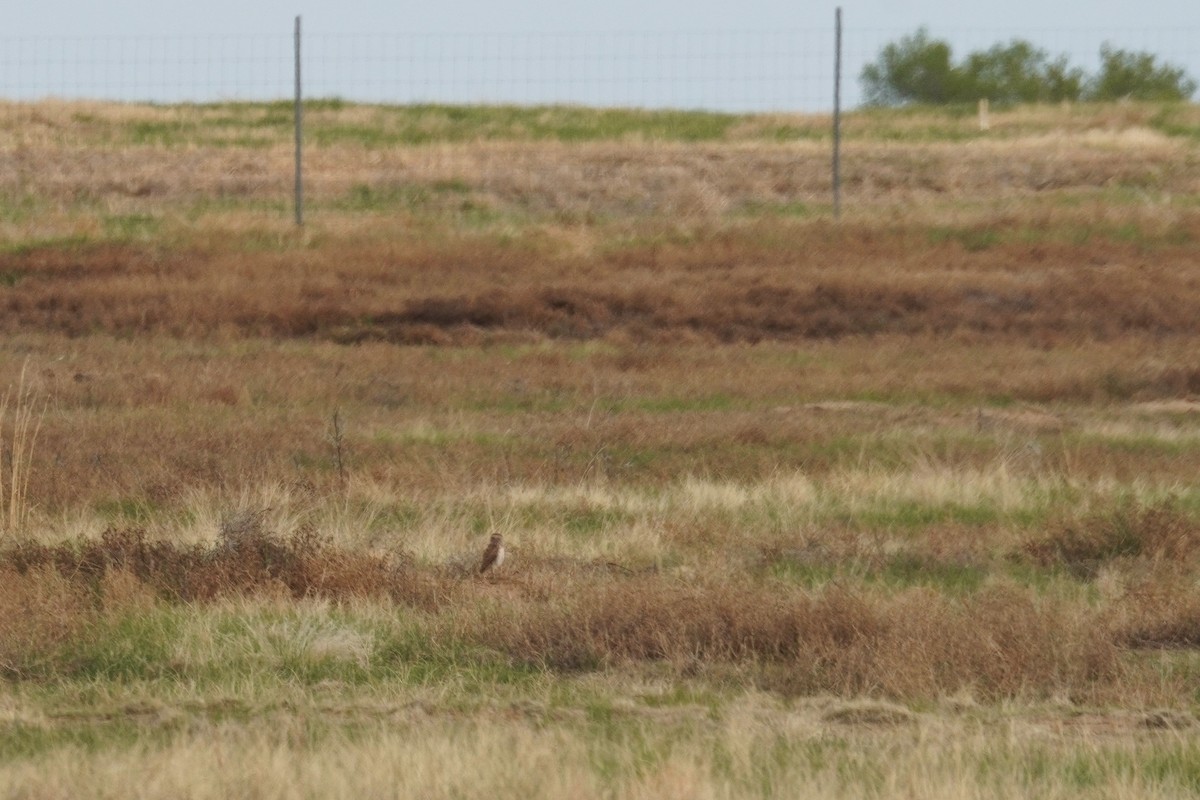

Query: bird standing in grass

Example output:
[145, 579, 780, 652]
[480, 532, 505, 574]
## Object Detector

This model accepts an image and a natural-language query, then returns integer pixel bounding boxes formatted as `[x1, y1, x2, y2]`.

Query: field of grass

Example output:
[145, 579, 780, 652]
[1, 97, 1200, 798]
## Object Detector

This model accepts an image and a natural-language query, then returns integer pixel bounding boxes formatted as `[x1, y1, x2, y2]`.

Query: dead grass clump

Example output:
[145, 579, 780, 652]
[0, 565, 92, 677]
[475, 576, 822, 670]
[1019, 501, 1199, 578]
[97, 566, 159, 615]
[472, 577, 1117, 700]
[1, 526, 445, 609]
[1106, 571, 1200, 649]
[958, 583, 1118, 696]
[821, 700, 916, 726]
[1139, 365, 1200, 397]
[199, 523, 447, 606]
[763, 583, 1118, 700]
[5, 527, 202, 599]
[205, 521, 449, 609]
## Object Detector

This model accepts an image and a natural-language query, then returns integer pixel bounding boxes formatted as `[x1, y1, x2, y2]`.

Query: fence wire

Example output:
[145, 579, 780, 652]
[1, 25, 1198, 230]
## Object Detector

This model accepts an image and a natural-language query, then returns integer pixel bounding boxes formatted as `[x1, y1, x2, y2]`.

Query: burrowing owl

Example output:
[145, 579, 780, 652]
[479, 532, 505, 574]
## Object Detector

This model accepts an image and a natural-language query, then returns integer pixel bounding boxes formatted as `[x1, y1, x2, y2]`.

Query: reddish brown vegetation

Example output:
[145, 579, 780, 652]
[1111, 573, 1200, 650]
[1019, 503, 1200, 652]
[1020, 502, 1200, 579]
[475, 576, 1118, 700]
[2, 525, 443, 612]
[0, 565, 91, 677]
[4, 221, 1200, 345]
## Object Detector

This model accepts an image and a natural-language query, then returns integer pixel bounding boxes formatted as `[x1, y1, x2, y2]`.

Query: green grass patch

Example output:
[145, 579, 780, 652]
[102, 214, 162, 241]
[1149, 105, 1200, 142]
[336, 183, 439, 212]
[1058, 743, 1200, 794]
[307, 103, 743, 146]
[874, 553, 988, 593]
[766, 558, 840, 587]
[0, 192, 42, 224]
[735, 199, 813, 218]
[603, 394, 737, 414]
[0, 716, 161, 760]
[927, 225, 1002, 252]
[45, 603, 541, 693]
[0, 269, 25, 287]
[374, 624, 544, 689]
[851, 103, 984, 142]
[0, 234, 96, 256]
[125, 119, 195, 147]
[93, 496, 163, 525]
[76, 101, 756, 148]
[842, 500, 1007, 530]
[61, 608, 182, 682]
[559, 505, 635, 538]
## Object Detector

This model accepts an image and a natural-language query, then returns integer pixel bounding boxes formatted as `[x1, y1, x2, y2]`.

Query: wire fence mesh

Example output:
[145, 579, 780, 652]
[1, 23, 1198, 231]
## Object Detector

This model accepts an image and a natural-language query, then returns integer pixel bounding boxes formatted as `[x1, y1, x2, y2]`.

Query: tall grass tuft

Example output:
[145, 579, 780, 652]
[0, 362, 44, 538]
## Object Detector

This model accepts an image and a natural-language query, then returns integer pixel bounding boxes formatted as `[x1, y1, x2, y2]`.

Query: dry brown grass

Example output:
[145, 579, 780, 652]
[2, 523, 446, 612]
[3, 106, 1195, 209]
[4, 220, 1200, 347]
[1107, 570, 1200, 650]
[11, 707, 1197, 800]
[0, 362, 43, 537]
[0, 531, 1109, 699]
[0, 332, 1192, 518]
[471, 573, 1120, 700]
[0, 565, 90, 677]
[4, 97, 1200, 799]
[1021, 501, 1200, 579]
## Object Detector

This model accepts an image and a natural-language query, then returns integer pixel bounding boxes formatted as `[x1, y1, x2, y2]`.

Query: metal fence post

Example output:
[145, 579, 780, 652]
[833, 7, 842, 219]
[294, 15, 304, 227]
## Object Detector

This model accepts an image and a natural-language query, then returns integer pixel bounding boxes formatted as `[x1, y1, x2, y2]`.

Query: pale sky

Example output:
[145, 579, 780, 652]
[5, 1, 1198, 110]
